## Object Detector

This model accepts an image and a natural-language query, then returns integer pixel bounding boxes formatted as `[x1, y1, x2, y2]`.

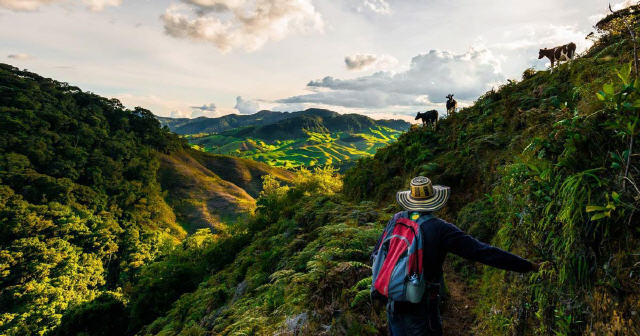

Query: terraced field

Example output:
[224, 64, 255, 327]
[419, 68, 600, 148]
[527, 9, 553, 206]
[185, 125, 402, 168]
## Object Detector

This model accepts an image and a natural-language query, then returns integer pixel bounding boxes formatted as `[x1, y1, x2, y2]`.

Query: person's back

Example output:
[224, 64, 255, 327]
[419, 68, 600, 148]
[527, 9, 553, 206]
[374, 177, 538, 336]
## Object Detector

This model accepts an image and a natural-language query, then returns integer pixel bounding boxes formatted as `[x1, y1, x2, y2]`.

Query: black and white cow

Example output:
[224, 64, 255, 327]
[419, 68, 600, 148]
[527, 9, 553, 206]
[446, 94, 457, 116]
[539, 42, 576, 68]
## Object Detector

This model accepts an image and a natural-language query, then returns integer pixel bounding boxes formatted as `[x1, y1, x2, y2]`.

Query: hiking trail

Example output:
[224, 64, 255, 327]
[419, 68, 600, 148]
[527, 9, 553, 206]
[442, 263, 477, 336]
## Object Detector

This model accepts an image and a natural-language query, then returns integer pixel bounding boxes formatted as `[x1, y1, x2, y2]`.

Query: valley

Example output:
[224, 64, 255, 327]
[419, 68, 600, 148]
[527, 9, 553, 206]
[159, 109, 409, 169]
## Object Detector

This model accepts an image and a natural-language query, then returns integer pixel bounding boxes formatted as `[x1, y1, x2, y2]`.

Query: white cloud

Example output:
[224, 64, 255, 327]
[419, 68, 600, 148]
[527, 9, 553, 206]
[496, 24, 591, 53]
[0, 0, 62, 11]
[115, 94, 228, 118]
[280, 48, 503, 110]
[190, 102, 217, 117]
[82, 0, 121, 11]
[7, 53, 33, 60]
[345, 53, 398, 71]
[161, 0, 324, 52]
[234, 96, 260, 114]
[356, 0, 390, 15]
[612, 0, 636, 11]
[0, 0, 120, 11]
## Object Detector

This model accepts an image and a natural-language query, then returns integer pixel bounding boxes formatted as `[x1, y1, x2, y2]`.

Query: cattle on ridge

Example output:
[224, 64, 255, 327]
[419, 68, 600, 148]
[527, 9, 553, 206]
[446, 94, 457, 116]
[415, 110, 438, 130]
[539, 42, 576, 68]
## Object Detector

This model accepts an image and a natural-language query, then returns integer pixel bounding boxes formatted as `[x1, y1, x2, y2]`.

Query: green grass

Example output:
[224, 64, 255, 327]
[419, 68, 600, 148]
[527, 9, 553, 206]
[185, 125, 403, 169]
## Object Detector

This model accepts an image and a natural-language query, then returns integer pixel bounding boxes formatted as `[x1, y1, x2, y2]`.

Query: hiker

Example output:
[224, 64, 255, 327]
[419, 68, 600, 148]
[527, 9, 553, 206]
[371, 176, 539, 336]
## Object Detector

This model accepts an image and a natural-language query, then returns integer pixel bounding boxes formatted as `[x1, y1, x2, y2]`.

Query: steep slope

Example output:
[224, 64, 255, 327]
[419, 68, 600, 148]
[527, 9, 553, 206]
[343, 27, 640, 334]
[157, 149, 294, 233]
[0, 63, 187, 336]
[132, 13, 638, 336]
[0, 64, 294, 336]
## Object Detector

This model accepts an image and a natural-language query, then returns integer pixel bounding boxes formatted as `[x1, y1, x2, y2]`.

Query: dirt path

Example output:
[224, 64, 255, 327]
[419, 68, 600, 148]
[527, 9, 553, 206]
[441, 263, 477, 336]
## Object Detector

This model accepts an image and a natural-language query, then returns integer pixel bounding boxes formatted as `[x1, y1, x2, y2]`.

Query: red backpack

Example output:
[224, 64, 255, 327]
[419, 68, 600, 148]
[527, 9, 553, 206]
[371, 211, 433, 303]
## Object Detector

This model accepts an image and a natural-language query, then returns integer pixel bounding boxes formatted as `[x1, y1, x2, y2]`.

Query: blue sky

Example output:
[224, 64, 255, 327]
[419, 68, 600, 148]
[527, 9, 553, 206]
[0, 0, 626, 121]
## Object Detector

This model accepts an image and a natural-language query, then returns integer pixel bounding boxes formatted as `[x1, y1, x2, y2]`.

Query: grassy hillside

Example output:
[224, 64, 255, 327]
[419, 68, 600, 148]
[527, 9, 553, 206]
[131, 14, 639, 336]
[343, 28, 640, 334]
[185, 111, 407, 169]
[0, 64, 293, 335]
[157, 149, 294, 233]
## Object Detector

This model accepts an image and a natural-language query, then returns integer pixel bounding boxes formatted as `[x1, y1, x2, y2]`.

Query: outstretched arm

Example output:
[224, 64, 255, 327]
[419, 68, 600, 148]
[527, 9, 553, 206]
[440, 221, 534, 273]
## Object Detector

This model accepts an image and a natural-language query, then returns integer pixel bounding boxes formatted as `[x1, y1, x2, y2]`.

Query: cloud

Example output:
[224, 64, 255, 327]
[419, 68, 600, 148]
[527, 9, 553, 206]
[279, 48, 503, 110]
[356, 0, 390, 14]
[496, 24, 591, 53]
[190, 102, 217, 117]
[161, 0, 323, 52]
[0, 0, 61, 11]
[191, 103, 217, 111]
[345, 53, 398, 71]
[82, 0, 121, 11]
[234, 96, 260, 114]
[7, 53, 33, 60]
[0, 0, 120, 11]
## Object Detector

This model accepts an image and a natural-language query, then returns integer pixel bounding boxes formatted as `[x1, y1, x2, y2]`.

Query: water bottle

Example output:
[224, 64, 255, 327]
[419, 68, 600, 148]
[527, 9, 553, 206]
[405, 273, 425, 303]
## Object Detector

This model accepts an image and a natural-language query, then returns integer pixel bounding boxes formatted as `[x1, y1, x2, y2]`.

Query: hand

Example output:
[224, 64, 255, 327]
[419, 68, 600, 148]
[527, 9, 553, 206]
[530, 262, 540, 272]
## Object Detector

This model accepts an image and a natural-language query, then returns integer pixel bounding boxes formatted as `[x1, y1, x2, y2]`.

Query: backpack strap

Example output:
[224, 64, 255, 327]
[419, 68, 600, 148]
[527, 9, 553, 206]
[371, 211, 406, 262]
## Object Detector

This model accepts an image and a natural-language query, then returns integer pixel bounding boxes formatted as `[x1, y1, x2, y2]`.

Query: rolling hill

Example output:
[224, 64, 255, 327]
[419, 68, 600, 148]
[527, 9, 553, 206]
[157, 149, 294, 233]
[0, 63, 293, 336]
[161, 109, 410, 168]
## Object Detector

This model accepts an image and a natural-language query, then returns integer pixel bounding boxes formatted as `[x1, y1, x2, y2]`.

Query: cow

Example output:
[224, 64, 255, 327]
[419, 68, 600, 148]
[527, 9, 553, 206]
[446, 94, 457, 116]
[539, 42, 576, 68]
[415, 110, 438, 130]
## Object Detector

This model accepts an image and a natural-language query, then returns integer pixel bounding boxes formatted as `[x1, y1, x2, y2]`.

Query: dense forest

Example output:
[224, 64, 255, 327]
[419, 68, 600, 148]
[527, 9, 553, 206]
[1, 6, 640, 336]
[0, 64, 290, 335]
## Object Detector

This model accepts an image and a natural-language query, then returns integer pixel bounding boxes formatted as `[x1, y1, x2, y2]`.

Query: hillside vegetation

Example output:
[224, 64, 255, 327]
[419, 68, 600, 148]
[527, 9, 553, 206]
[0, 63, 292, 335]
[134, 16, 638, 336]
[163, 109, 409, 169]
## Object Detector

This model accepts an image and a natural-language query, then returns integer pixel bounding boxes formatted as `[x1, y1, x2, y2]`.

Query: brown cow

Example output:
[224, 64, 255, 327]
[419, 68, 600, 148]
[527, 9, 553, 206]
[538, 42, 576, 68]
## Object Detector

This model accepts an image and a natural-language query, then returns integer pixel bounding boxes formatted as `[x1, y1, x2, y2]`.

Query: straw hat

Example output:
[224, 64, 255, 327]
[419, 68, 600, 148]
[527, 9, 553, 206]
[396, 176, 450, 212]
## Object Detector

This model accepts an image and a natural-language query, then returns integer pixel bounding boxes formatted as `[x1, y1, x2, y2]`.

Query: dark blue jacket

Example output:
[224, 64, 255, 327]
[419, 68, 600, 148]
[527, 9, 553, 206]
[419, 215, 533, 283]
[384, 213, 533, 335]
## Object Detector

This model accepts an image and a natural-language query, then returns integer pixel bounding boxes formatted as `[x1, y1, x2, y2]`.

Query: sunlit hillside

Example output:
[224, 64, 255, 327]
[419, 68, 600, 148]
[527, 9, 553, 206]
[160, 109, 410, 169]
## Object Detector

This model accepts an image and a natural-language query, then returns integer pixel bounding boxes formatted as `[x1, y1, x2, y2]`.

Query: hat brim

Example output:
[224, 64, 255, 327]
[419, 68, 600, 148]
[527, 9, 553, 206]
[396, 185, 450, 212]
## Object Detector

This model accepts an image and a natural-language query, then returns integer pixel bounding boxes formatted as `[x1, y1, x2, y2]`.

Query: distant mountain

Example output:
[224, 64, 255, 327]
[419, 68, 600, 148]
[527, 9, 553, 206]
[157, 110, 292, 135]
[157, 108, 410, 135]
[159, 108, 410, 169]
